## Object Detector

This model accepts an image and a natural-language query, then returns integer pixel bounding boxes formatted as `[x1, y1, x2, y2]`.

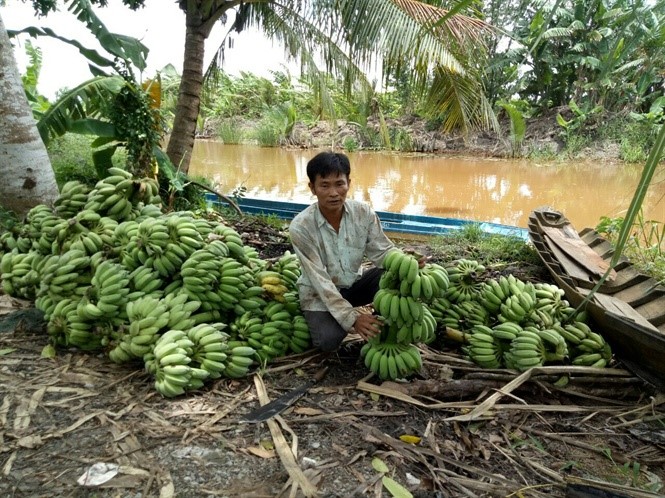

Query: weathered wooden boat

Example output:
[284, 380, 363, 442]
[528, 207, 665, 388]
[205, 194, 529, 240]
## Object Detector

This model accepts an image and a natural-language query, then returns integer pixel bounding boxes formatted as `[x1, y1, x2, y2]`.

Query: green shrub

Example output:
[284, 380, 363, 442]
[343, 136, 359, 152]
[47, 134, 99, 187]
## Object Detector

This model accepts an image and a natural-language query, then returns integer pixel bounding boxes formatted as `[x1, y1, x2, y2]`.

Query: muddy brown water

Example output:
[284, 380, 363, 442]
[189, 142, 665, 230]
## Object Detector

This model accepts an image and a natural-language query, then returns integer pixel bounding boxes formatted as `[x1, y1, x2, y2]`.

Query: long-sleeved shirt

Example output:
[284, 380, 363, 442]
[289, 199, 394, 331]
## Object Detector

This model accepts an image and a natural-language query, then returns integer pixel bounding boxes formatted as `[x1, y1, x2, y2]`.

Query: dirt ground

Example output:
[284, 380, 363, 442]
[2, 214, 665, 498]
[1, 294, 665, 498]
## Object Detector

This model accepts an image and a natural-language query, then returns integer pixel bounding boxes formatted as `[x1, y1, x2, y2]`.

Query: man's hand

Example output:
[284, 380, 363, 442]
[354, 314, 383, 341]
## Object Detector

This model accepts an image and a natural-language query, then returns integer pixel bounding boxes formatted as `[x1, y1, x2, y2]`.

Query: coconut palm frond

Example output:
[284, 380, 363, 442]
[425, 67, 496, 133]
[391, 0, 492, 45]
[37, 76, 126, 146]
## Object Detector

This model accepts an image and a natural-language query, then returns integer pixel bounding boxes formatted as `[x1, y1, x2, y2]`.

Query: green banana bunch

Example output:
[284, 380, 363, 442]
[145, 329, 195, 398]
[505, 328, 545, 371]
[289, 315, 311, 353]
[464, 324, 503, 369]
[211, 224, 248, 264]
[46, 298, 77, 347]
[223, 342, 257, 378]
[361, 338, 423, 380]
[0, 250, 43, 299]
[188, 323, 230, 380]
[525, 325, 568, 362]
[108, 296, 171, 362]
[181, 247, 223, 311]
[273, 250, 301, 292]
[53, 181, 91, 219]
[37, 249, 92, 304]
[444, 259, 486, 303]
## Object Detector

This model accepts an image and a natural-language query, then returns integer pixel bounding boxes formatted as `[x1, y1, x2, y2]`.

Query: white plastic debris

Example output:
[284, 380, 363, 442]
[301, 457, 318, 469]
[405, 472, 421, 486]
[77, 462, 119, 486]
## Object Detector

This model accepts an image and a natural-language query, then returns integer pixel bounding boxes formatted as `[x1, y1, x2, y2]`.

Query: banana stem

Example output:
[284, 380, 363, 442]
[443, 326, 467, 343]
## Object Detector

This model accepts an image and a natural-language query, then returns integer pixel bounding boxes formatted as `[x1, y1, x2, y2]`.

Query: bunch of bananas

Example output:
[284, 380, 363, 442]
[187, 323, 229, 382]
[127, 264, 164, 300]
[84, 167, 161, 221]
[45, 298, 77, 347]
[272, 251, 301, 290]
[440, 300, 491, 331]
[53, 181, 90, 219]
[497, 278, 537, 325]
[145, 329, 195, 398]
[211, 224, 248, 264]
[256, 302, 294, 363]
[553, 321, 612, 367]
[361, 334, 423, 380]
[503, 328, 546, 371]
[289, 315, 311, 353]
[108, 296, 170, 363]
[0, 250, 43, 299]
[258, 270, 291, 302]
[445, 259, 486, 303]
[222, 341, 258, 378]
[463, 325, 504, 369]
[77, 260, 131, 320]
[36, 249, 92, 308]
[530, 282, 576, 326]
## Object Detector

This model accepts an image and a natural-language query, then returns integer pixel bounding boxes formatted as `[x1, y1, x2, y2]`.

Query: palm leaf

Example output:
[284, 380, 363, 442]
[37, 76, 126, 146]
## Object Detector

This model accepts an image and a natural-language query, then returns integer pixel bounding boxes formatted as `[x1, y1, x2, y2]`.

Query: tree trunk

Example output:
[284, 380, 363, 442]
[0, 14, 58, 217]
[166, 9, 208, 174]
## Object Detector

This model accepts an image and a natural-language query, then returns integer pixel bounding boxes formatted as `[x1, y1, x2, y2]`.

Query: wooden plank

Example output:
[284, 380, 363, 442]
[543, 235, 595, 282]
[542, 226, 617, 281]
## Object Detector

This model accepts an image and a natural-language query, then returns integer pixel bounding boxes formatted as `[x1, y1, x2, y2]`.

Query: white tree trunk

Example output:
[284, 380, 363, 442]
[0, 13, 58, 218]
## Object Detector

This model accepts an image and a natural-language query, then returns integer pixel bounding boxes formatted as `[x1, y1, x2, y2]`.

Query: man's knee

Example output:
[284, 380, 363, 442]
[304, 311, 347, 352]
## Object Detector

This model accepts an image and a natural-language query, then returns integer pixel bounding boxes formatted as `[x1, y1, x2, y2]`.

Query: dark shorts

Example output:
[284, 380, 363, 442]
[304, 267, 382, 352]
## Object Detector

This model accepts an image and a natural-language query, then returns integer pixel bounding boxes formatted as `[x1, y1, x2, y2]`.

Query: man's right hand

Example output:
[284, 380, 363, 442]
[354, 313, 383, 341]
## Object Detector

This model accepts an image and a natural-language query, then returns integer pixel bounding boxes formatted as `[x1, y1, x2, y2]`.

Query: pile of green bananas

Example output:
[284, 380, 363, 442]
[0, 168, 318, 398]
[362, 249, 449, 380]
[434, 259, 613, 371]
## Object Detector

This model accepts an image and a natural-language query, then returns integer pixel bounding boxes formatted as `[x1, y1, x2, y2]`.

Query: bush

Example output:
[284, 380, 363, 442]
[47, 134, 99, 187]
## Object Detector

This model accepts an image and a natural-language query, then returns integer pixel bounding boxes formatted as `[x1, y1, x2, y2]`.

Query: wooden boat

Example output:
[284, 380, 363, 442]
[528, 207, 665, 388]
[205, 194, 529, 240]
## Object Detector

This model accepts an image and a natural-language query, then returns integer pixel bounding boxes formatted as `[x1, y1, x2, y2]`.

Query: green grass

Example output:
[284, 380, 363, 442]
[428, 225, 543, 277]
[596, 213, 665, 284]
[47, 134, 100, 187]
[217, 120, 246, 144]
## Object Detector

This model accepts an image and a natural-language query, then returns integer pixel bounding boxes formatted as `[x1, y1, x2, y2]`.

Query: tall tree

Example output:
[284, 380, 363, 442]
[0, 12, 58, 217]
[17, 0, 492, 173]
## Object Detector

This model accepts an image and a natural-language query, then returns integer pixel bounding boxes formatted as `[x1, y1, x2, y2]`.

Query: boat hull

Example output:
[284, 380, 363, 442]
[528, 208, 665, 388]
[206, 194, 529, 240]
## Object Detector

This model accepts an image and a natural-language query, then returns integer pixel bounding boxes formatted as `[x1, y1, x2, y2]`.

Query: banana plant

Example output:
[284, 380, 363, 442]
[9, 0, 158, 178]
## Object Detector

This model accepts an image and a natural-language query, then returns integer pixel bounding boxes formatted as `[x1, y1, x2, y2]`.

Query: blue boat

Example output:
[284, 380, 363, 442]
[205, 194, 529, 241]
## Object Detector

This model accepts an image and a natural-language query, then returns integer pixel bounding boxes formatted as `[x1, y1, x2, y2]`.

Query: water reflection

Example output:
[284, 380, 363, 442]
[189, 142, 665, 229]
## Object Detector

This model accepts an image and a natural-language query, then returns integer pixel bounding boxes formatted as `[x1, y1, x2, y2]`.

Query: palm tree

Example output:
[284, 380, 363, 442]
[167, 0, 493, 173]
[0, 13, 59, 217]
[16, 0, 492, 174]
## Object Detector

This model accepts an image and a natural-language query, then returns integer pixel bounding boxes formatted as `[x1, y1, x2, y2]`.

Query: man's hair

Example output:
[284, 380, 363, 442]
[306, 152, 351, 184]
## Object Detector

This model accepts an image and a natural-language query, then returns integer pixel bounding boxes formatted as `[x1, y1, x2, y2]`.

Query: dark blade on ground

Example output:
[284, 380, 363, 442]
[241, 366, 329, 423]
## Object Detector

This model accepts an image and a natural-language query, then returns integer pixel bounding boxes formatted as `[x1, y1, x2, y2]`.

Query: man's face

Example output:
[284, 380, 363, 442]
[309, 173, 350, 211]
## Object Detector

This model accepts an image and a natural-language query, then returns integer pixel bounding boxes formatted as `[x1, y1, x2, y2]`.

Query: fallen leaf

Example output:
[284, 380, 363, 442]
[0, 348, 16, 356]
[399, 435, 421, 445]
[371, 457, 389, 473]
[259, 439, 274, 450]
[41, 344, 56, 359]
[370, 392, 380, 402]
[247, 446, 276, 459]
[382, 476, 413, 498]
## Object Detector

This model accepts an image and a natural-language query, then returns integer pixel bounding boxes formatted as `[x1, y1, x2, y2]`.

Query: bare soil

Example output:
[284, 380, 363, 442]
[2, 220, 664, 498]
